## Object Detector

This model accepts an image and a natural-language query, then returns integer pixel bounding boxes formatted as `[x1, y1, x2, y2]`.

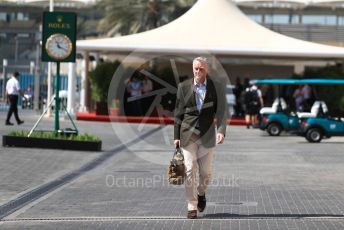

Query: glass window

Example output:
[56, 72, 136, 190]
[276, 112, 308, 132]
[302, 15, 336, 25]
[248, 15, 263, 23]
[290, 15, 300, 24]
[17, 13, 24, 20]
[265, 14, 289, 24]
[0, 12, 6, 21]
[10, 12, 16, 21]
[17, 33, 29, 38]
[338, 16, 344, 26]
[17, 12, 29, 21]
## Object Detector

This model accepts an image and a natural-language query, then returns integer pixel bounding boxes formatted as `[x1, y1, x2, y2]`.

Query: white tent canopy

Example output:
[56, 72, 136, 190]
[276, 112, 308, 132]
[77, 0, 344, 59]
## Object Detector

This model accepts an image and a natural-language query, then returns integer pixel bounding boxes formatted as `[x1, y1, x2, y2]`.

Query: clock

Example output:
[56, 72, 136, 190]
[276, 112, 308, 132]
[45, 33, 73, 60]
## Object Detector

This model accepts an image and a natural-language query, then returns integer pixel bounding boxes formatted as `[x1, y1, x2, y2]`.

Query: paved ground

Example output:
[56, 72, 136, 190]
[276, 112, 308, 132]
[1, 110, 344, 229]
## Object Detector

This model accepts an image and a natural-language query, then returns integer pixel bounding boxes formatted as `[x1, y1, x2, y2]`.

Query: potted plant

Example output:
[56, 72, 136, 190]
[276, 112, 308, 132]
[89, 60, 121, 115]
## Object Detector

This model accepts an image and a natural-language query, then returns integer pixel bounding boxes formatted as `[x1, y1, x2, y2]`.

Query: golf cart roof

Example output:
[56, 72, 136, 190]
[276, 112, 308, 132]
[250, 78, 344, 85]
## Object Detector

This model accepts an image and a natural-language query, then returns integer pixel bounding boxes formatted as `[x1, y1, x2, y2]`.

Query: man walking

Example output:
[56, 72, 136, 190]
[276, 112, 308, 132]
[5, 71, 24, 126]
[244, 82, 263, 128]
[174, 57, 228, 219]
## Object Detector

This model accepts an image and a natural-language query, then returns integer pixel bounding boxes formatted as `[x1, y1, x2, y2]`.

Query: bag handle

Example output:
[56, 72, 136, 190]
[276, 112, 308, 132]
[173, 146, 184, 160]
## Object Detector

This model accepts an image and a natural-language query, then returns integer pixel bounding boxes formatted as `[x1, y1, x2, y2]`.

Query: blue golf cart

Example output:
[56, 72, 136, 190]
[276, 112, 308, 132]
[300, 116, 344, 143]
[296, 79, 344, 143]
[260, 105, 300, 136]
[250, 78, 344, 137]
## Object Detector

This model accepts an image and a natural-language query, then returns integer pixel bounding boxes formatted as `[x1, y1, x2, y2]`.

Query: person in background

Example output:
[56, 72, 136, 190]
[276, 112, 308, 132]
[293, 85, 304, 112]
[263, 84, 275, 107]
[142, 75, 153, 114]
[126, 72, 143, 116]
[301, 84, 312, 111]
[244, 82, 263, 128]
[5, 71, 25, 125]
[233, 77, 244, 117]
[23, 85, 33, 109]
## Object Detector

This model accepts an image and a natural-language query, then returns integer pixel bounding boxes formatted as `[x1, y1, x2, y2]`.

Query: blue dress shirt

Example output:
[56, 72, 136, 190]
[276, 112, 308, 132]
[194, 79, 207, 112]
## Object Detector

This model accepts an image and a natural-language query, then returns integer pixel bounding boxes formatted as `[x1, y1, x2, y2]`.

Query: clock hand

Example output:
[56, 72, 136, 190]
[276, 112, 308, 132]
[55, 41, 68, 52]
[59, 46, 68, 52]
[55, 41, 61, 48]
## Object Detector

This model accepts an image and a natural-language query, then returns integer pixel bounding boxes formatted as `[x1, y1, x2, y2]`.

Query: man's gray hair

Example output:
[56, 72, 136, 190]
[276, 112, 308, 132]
[193, 56, 208, 67]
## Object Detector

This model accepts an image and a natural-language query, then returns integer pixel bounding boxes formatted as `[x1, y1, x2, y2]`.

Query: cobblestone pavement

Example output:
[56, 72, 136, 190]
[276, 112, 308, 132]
[1, 110, 344, 229]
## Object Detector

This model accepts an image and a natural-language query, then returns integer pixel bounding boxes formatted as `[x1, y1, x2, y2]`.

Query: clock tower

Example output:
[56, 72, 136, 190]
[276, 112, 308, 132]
[42, 12, 76, 63]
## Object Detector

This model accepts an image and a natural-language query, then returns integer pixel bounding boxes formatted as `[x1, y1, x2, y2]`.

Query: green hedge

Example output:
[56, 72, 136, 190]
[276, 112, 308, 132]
[8, 131, 100, 142]
[89, 60, 121, 103]
[303, 64, 344, 116]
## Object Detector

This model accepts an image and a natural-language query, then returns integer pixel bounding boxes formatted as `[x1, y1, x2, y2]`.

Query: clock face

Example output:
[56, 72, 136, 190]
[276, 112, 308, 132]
[45, 33, 73, 60]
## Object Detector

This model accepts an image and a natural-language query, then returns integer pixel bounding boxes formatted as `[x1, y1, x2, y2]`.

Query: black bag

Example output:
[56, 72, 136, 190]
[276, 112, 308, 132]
[167, 147, 185, 185]
[245, 89, 259, 107]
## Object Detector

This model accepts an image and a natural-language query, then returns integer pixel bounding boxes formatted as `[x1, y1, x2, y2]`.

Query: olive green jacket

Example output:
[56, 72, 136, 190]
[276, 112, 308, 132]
[174, 78, 228, 148]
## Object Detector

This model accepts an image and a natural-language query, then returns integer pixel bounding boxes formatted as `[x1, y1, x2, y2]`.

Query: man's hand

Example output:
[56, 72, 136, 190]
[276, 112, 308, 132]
[216, 133, 224, 144]
[174, 139, 180, 148]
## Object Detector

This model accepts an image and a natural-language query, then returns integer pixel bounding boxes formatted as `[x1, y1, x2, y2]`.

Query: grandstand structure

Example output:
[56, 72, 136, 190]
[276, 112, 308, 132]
[0, 0, 99, 65]
[1, 0, 344, 65]
[235, 0, 344, 47]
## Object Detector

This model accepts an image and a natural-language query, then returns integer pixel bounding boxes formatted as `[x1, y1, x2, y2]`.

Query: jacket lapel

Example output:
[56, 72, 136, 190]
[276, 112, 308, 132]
[191, 83, 198, 112]
[187, 80, 198, 113]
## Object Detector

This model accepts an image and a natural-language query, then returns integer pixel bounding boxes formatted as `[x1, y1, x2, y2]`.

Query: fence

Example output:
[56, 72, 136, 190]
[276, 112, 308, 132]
[1, 73, 81, 108]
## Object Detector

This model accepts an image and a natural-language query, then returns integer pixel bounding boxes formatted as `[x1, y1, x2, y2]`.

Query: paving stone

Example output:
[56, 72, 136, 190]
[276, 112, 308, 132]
[1, 110, 344, 229]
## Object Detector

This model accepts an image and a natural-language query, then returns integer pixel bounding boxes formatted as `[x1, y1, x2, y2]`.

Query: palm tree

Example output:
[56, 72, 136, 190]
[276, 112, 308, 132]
[97, 0, 196, 37]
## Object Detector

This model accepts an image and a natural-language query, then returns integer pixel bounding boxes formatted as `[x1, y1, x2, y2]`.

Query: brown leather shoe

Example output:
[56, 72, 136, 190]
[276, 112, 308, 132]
[187, 210, 197, 219]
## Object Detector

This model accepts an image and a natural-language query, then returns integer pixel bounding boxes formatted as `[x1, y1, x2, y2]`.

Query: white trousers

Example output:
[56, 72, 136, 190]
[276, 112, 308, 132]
[182, 139, 214, 211]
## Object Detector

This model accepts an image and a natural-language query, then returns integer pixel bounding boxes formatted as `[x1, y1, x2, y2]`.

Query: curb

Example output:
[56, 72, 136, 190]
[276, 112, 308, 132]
[76, 113, 246, 126]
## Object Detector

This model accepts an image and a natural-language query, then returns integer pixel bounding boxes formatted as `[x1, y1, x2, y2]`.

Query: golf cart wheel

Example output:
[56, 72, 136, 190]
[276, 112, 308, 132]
[306, 128, 323, 143]
[267, 123, 282, 136]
